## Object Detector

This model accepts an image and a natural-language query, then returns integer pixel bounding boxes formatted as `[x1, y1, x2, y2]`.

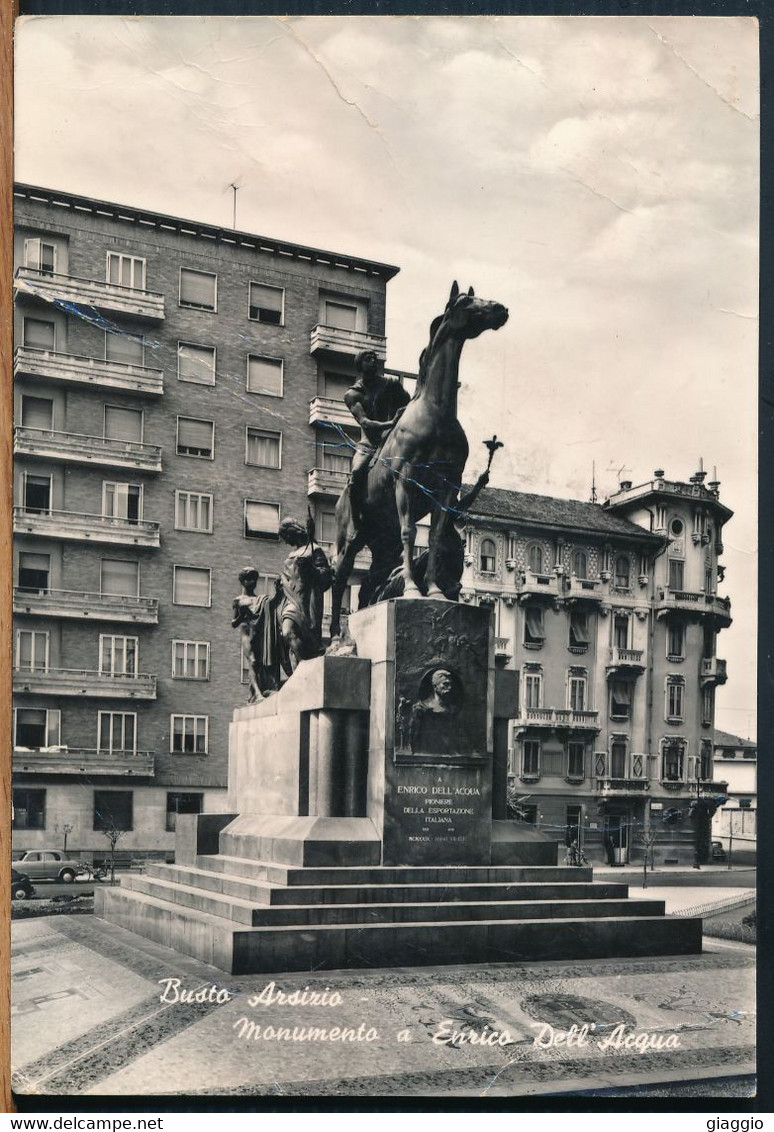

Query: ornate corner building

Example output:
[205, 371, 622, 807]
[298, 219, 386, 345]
[461, 474, 732, 865]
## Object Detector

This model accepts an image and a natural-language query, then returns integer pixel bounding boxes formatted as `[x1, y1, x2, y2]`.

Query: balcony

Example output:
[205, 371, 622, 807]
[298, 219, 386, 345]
[308, 467, 349, 499]
[310, 324, 387, 361]
[516, 708, 599, 731]
[13, 667, 157, 699]
[607, 647, 646, 675]
[517, 571, 560, 601]
[565, 577, 603, 602]
[596, 777, 650, 796]
[701, 657, 728, 685]
[495, 636, 511, 660]
[13, 747, 155, 777]
[657, 589, 732, 626]
[14, 347, 164, 396]
[14, 427, 162, 473]
[15, 266, 165, 321]
[13, 587, 159, 624]
[309, 397, 356, 429]
[14, 506, 160, 548]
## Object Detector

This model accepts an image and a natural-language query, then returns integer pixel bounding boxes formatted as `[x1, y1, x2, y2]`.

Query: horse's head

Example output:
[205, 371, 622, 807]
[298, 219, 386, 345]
[444, 281, 509, 340]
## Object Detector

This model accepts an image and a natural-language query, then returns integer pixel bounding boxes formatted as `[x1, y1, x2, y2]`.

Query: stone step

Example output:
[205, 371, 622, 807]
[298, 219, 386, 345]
[194, 855, 595, 886]
[95, 885, 702, 975]
[140, 866, 629, 908]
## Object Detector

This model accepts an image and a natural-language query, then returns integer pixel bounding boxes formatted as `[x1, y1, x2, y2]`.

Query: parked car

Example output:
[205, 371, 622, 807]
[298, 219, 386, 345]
[11, 868, 36, 900]
[711, 840, 727, 862]
[12, 850, 81, 883]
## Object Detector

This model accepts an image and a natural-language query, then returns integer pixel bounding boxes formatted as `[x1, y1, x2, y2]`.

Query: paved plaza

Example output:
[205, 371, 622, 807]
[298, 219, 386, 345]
[11, 900, 755, 1100]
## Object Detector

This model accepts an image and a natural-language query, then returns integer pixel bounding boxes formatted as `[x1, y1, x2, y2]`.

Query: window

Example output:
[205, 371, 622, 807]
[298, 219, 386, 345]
[18, 551, 50, 592]
[174, 491, 213, 533]
[12, 788, 46, 830]
[24, 237, 57, 274]
[166, 792, 203, 833]
[107, 253, 146, 290]
[178, 342, 216, 386]
[610, 680, 631, 719]
[670, 518, 684, 537]
[479, 537, 496, 573]
[319, 440, 352, 473]
[569, 609, 589, 649]
[614, 555, 630, 588]
[100, 558, 139, 597]
[662, 739, 685, 782]
[245, 500, 280, 540]
[23, 473, 51, 513]
[700, 740, 713, 780]
[524, 672, 543, 709]
[98, 711, 136, 754]
[668, 558, 684, 591]
[22, 317, 56, 350]
[93, 790, 133, 832]
[572, 550, 587, 578]
[519, 803, 538, 825]
[21, 395, 53, 430]
[103, 483, 142, 523]
[104, 406, 143, 443]
[567, 743, 585, 779]
[666, 677, 685, 721]
[245, 428, 282, 469]
[99, 635, 138, 677]
[614, 615, 629, 650]
[105, 330, 144, 367]
[176, 416, 214, 459]
[569, 675, 586, 712]
[702, 686, 714, 726]
[524, 605, 545, 645]
[171, 714, 208, 754]
[323, 298, 359, 331]
[667, 621, 685, 659]
[172, 640, 210, 680]
[179, 268, 217, 311]
[522, 741, 540, 776]
[15, 708, 60, 749]
[173, 566, 211, 607]
[248, 282, 283, 325]
[318, 509, 337, 545]
[611, 741, 627, 778]
[322, 371, 353, 399]
[703, 627, 716, 659]
[15, 630, 49, 672]
[705, 567, 714, 595]
[247, 355, 284, 397]
[527, 544, 543, 574]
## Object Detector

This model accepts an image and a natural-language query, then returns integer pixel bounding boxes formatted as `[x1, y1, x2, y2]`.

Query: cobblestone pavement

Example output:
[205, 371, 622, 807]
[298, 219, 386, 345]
[11, 916, 755, 1100]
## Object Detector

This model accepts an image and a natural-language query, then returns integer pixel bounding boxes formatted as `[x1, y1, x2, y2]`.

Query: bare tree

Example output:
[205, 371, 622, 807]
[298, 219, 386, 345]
[634, 824, 659, 889]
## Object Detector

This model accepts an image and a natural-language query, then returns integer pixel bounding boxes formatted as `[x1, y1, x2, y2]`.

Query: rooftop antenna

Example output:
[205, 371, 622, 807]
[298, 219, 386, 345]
[229, 182, 239, 229]
[589, 460, 598, 504]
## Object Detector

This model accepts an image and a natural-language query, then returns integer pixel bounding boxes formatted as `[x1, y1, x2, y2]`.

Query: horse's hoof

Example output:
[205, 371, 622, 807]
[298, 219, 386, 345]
[426, 586, 449, 600]
[401, 585, 422, 598]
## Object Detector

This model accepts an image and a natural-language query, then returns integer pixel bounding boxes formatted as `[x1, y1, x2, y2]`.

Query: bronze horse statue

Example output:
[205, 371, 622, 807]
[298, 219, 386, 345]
[328, 282, 509, 638]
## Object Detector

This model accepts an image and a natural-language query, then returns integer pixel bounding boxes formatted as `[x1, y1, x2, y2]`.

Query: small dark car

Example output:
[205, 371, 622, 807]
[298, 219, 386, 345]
[711, 840, 727, 862]
[11, 868, 35, 900]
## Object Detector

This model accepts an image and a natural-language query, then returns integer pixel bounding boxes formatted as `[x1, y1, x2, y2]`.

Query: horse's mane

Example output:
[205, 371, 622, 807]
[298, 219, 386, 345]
[413, 311, 446, 397]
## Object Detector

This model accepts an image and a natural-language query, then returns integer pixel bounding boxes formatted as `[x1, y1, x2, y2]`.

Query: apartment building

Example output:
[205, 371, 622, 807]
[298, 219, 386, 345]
[463, 470, 733, 865]
[12, 183, 397, 858]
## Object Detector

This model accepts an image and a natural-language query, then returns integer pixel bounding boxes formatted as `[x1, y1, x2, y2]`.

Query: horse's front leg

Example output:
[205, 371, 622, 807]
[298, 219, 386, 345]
[395, 476, 420, 596]
[425, 487, 456, 597]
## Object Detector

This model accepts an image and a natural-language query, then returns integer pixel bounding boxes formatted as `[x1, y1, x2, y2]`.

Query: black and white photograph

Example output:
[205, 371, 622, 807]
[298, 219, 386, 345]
[10, 12, 758, 1102]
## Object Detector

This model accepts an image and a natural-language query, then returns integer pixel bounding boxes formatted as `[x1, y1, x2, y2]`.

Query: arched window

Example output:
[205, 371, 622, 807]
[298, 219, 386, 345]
[572, 550, 587, 579]
[614, 555, 630, 588]
[479, 538, 496, 573]
[528, 544, 543, 574]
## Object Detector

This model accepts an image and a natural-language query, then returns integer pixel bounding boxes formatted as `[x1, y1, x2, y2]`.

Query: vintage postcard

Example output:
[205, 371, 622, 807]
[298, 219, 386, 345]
[9, 13, 758, 1103]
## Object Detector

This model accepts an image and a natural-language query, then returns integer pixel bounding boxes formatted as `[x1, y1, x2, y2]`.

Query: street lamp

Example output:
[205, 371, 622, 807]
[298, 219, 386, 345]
[692, 762, 702, 870]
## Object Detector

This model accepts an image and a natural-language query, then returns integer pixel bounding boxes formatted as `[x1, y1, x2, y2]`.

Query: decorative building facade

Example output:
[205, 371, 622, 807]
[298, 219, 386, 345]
[712, 729, 757, 863]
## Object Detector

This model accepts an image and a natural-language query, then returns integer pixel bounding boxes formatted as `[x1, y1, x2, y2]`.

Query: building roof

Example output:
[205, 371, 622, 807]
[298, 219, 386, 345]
[714, 729, 757, 751]
[14, 183, 400, 281]
[466, 485, 664, 544]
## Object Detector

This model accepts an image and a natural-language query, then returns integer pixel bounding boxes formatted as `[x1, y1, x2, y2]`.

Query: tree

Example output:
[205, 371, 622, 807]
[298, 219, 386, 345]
[100, 821, 124, 884]
[634, 824, 659, 889]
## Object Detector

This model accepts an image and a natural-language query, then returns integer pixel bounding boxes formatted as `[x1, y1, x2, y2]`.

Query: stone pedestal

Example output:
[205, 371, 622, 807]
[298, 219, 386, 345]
[348, 599, 494, 865]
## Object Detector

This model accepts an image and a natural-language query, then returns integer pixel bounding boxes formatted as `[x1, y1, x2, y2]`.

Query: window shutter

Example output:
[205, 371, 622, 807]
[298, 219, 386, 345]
[249, 284, 283, 323]
[21, 397, 54, 430]
[46, 710, 61, 747]
[178, 417, 214, 453]
[174, 567, 211, 606]
[180, 269, 216, 309]
[23, 319, 56, 350]
[247, 356, 283, 396]
[104, 407, 143, 442]
[571, 611, 589, 643]
[105, 331, 144, 366]
[245, 501, 280, 536]
[178, 343, 215, 385]
[324, 301, 358, 331]
[526, 606, 544, 638]
[101, 558, 139, 596]
[24, 238, 42, 270]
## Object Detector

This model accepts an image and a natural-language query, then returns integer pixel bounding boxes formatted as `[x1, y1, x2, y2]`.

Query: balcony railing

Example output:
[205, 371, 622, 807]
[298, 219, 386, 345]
[597, 777, 650, 795]
[15, 266, 165, 321]
[13, 667, 157, 699]
[517, 708, 599, 730]
[310, 324, 387, 361]
[14, 427, 162, 472]
[494, 636, 511, 657]
[14, 506, 160, 547]
[307, 467, 349, 498]
[607, 646, 646, 673]
[701, 656, 728, 685]
[309, 396, 356, 429]
[14, 347, 164, 396]
[657, 589, 732, 625]
[13, 587, 159, 624]
[565, 577, 603, 601]
[13, 746, 155, 777]
[517, 571, 560, 599]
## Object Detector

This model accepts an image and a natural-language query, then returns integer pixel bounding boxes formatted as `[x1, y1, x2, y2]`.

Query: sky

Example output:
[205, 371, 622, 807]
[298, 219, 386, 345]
[14, 14, 759, 738]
